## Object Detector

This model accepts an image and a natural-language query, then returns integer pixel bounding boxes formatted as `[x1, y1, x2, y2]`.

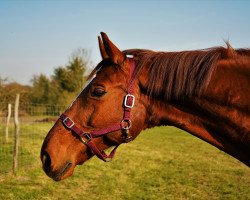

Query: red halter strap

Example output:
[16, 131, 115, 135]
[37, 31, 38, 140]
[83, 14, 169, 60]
[60, 59, 136, 162]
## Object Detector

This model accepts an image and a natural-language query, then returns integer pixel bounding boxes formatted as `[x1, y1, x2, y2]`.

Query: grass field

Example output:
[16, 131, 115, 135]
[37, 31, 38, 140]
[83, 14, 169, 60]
[0, 125, 249, 200]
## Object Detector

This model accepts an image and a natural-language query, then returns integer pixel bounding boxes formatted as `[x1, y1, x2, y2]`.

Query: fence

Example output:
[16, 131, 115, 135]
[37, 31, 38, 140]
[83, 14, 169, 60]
[0, 96, 66, 176]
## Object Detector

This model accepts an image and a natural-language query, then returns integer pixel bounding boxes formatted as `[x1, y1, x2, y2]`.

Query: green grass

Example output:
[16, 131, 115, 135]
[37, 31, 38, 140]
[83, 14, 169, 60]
[0, 123, 53, 173]
[0, 125, 249, 200]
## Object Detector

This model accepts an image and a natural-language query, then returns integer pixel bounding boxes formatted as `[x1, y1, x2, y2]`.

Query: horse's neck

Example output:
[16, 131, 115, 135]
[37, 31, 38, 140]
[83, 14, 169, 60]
[145, 59, 250, 166]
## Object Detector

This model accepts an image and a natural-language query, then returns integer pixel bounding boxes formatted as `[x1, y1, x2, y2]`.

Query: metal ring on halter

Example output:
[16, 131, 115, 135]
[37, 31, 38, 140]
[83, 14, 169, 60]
[121, 119, 132, 130]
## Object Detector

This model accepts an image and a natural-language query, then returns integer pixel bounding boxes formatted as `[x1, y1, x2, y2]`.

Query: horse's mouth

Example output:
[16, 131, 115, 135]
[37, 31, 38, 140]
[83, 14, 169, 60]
[45, 162, 74, 181]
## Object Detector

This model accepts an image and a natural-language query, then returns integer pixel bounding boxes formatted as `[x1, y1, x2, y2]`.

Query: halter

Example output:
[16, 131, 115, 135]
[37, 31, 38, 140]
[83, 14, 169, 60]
[60, 59, 136, 162]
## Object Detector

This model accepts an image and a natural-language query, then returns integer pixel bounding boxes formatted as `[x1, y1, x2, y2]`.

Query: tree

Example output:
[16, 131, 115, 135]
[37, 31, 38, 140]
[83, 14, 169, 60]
[30, 74, 51, 104]
[53, 48, 89, 93]
[0, 79, 32, 115]
[30, 48, 91, 107]
[0, 77, 8, 101]
[0, 49, 91, 116]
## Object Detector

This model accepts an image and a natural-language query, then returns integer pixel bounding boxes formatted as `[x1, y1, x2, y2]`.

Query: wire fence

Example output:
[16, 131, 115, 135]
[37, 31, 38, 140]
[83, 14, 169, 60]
[0, 100, 66, 175]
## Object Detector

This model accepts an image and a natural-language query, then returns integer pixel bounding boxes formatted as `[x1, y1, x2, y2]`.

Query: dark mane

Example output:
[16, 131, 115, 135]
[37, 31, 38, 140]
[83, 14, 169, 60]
[237, 48, 250, 57]
[123, 47, 250, 101]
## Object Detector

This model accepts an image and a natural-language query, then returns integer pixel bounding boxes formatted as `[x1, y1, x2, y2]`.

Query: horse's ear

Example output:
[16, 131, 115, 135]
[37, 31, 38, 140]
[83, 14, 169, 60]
[98, 36, 108, 59]
[100, 32, 125, 65]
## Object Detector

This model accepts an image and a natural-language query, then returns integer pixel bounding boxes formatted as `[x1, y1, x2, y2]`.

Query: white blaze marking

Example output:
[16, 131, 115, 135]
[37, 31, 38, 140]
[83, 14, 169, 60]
[66, 74, 96, 110]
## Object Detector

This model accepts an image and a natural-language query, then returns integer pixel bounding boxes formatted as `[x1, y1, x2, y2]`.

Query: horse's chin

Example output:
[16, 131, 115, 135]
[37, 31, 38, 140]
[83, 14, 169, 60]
[45, 162, 76, 181]
[55, 168, 75, 181]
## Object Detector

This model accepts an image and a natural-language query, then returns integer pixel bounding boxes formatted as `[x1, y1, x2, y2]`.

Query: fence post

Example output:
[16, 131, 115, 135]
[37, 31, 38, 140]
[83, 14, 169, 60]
[5, 103, 11, 143]
[13, 94, 20, 175]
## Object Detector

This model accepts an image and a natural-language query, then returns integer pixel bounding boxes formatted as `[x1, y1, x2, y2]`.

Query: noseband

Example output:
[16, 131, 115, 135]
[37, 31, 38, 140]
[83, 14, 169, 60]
[60, 59, 136, 162]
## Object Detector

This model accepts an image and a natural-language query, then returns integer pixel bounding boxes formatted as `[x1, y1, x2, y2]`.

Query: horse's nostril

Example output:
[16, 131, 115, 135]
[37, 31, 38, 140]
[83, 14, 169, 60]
[42, 152, 51, 173]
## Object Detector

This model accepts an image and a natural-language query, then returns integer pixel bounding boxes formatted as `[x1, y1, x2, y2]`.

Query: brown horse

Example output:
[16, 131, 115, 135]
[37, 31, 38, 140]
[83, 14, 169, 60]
[41, 32, 250, 181]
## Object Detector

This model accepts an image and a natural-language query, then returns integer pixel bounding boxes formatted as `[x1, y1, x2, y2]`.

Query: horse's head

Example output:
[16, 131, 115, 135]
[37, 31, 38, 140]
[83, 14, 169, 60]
[40, 33, 147, 181]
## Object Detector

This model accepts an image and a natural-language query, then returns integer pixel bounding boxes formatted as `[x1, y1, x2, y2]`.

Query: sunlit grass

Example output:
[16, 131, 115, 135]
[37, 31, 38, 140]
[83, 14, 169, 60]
[0, 125, 249, 200]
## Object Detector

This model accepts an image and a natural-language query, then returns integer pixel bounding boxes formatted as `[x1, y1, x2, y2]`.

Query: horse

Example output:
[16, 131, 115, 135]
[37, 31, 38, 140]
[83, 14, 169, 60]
[41, 32, 250, 181]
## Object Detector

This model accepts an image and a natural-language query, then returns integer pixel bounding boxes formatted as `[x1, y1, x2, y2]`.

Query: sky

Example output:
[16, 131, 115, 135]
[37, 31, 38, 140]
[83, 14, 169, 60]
[0, 0, 250, 85]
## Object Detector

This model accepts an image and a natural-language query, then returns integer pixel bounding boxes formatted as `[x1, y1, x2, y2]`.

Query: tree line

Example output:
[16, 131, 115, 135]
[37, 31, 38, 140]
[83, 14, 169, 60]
[0, 49, 91, 114]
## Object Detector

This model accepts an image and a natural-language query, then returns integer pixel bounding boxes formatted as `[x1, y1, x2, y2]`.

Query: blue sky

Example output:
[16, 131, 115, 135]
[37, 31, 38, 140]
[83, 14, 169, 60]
[0, 0, 250, 85]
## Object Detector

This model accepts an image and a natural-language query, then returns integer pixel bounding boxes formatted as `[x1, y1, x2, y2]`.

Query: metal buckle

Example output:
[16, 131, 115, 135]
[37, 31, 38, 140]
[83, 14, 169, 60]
[63, 117, 75, 129]
[124, 94, 135, 108]
[80, 133, 92, 143]
[121, 119, 133, 143]
[84, 133, 92, 142]
[121, 119, 132, 130]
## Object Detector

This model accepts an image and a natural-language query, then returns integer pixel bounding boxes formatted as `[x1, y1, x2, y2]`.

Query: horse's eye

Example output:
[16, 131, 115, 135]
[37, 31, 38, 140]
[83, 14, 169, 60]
[91, 88, 106, 97]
